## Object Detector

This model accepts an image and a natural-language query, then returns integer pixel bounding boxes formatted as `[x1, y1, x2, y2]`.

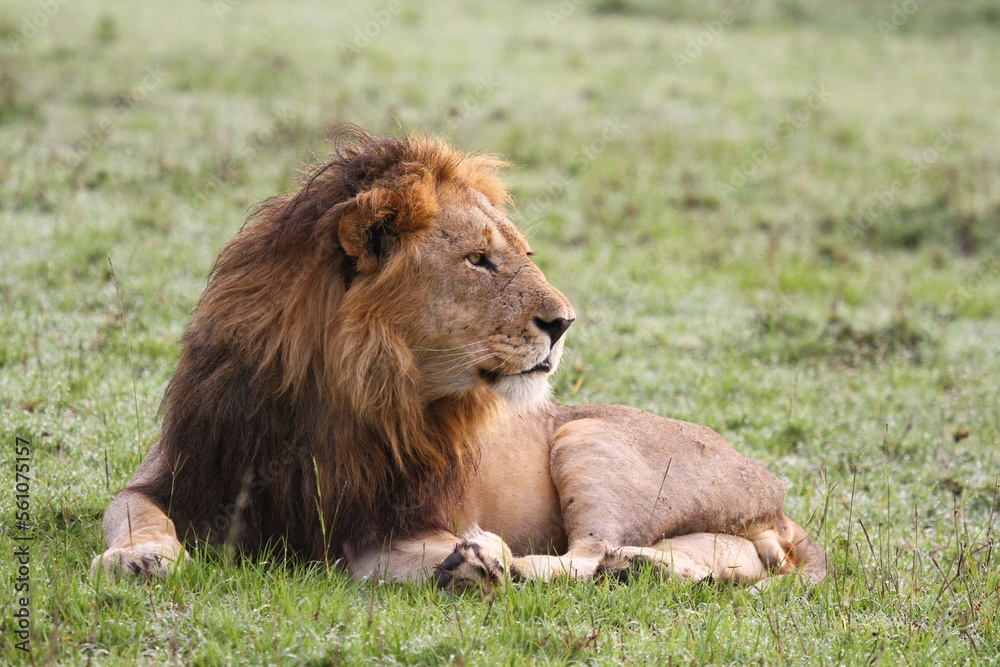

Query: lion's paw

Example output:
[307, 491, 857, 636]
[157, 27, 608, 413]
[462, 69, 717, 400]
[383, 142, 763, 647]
[433, 526, 512, 594]
[601, 546, 713, 583]
[91, 542, 187, 581]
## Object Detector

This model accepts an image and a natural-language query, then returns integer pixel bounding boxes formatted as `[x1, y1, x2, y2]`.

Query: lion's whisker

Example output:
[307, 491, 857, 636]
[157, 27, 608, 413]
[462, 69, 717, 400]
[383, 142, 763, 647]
[448, 353, 495, 375]
[421, 346, 491, 361]
[423, 350, 494, 378]
[422, 346, 492, 367]
[460, 353, 495, 368]
[520, 215, 547, 238]
[413, 341, 490, 353]
[482, 348, 518, 375]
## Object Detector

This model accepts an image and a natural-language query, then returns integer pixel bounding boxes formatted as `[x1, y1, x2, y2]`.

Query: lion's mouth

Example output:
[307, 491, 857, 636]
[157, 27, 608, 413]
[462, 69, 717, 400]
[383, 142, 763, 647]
[521, 360, 552, 375]
[480, 359, 551, 383]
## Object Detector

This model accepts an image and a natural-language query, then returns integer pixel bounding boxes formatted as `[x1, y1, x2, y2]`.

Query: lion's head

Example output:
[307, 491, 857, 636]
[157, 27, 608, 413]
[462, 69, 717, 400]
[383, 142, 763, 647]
[145, 127, 574, 556]
[332, 135, 575, 415]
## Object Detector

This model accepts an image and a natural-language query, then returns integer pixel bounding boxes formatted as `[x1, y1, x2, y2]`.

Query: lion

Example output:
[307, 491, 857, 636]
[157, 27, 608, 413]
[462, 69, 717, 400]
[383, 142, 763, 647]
[93, 126, 826, 590]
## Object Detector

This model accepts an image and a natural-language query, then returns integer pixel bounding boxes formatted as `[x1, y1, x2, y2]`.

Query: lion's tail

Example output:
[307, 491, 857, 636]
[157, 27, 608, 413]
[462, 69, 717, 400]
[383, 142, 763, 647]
[747, 510, 828, 584]
[784, 515, 827, 583]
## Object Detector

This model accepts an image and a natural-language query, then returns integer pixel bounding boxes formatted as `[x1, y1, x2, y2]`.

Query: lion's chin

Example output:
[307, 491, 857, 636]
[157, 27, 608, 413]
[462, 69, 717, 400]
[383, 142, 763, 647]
[490, 373, 551, 414]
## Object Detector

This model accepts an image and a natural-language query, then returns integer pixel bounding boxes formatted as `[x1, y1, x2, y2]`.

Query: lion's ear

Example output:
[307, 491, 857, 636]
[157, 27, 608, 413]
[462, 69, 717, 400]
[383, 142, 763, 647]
[338, 209, 398, 275]
[338, 189, 402, 274]
[338, 176, 438, 275]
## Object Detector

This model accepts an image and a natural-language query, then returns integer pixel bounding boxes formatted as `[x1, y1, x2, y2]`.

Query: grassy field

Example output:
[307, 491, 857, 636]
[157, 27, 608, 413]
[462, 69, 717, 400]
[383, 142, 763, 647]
[2, 0, 999, 663]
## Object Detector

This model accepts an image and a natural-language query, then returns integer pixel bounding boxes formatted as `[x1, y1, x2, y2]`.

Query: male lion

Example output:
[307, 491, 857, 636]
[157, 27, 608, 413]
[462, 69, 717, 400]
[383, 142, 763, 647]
[94, 127, 826, 590]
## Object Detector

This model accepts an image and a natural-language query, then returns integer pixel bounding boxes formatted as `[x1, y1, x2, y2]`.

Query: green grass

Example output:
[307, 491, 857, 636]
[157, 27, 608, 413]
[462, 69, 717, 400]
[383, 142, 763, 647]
[1, 0, 999, 663]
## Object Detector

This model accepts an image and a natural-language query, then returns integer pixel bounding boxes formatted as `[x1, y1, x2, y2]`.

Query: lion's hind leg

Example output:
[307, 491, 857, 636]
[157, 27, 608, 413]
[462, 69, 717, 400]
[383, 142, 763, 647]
[601, 533, 769, 584]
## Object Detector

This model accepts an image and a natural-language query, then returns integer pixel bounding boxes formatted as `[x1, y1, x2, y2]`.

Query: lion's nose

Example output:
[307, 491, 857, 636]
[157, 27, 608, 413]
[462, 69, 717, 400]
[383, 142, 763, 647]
[534, 316, 574, 347]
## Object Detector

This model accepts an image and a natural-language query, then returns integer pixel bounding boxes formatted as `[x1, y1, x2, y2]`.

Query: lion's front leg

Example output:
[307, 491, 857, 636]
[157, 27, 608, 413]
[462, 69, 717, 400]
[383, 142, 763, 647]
[346, 526, 513, 594]
[92, 488, 187, 580]
[92, 442, 187, 580]
[509, 542, 606, 582]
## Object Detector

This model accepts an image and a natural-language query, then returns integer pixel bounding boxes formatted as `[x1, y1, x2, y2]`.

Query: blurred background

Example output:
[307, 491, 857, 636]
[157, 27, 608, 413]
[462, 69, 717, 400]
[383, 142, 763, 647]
[0, 0, 998, 660]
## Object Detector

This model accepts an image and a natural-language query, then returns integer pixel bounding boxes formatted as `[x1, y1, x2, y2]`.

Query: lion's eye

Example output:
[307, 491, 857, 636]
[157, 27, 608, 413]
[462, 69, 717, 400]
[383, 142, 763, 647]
[466, 252, 495, 271]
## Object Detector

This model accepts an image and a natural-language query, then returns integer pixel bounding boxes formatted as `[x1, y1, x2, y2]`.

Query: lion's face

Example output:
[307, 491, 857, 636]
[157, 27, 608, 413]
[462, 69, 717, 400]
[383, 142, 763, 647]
[341, 182, 575, 412]
[416, 186, 575, 408]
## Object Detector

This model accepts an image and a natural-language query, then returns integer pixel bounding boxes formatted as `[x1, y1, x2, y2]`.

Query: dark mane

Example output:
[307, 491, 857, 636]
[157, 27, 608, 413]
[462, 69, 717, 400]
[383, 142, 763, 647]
[133, 126, 510, 560]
